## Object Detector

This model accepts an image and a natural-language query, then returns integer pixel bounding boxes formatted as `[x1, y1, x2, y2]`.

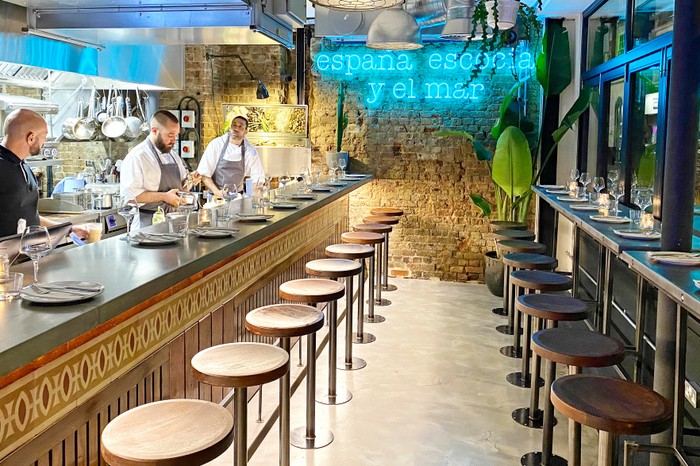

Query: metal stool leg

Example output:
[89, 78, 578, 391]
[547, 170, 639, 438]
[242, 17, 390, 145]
[353, 259, 375, 344]
[493, 256, 508, 316]
[365, 249, 385, 322]
[496, 264, 515, 334]
[317, 299, 352, 405]
[234, 386, 248, 466]
[382, 231, 397, 292]
[290, 332, 333, 449]
[513, 317, 550, 429]
[279, 338, 291, 466]
[507, 313, 533, 388]
[500, 285, 523, 357]
[339, 275, 366, 370]
[372, 239, 391, 307]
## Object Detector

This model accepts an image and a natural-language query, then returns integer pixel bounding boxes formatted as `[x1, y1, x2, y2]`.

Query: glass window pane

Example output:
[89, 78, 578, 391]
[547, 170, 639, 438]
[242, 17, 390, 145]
[587, 0, 628, 70]
[633, 0, 674, 46]
[629, 66, 661, 195]
[604, 78, 625, 178]
[586, 87, 600, 177]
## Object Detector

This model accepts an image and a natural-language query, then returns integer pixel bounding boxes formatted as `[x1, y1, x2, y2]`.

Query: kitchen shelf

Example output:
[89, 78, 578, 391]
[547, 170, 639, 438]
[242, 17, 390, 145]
[27, 158, 64, 168]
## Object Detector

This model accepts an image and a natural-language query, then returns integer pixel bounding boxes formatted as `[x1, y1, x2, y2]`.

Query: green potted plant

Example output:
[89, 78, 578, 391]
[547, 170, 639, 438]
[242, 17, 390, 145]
[326, 82, 349, 171]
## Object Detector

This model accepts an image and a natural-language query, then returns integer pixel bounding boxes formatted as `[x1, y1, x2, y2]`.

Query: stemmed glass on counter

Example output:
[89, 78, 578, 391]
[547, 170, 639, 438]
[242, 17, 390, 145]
[633, 188, 654, 230]
[338, 158, 347, 179]
[19, 225, 51, 283]
[579, 172, 591, 201]
[177, 191, 198, 233]
[592, 176, 605, 204]
[117, 198, 139, 242]
[297, 167, 308, 193]
[328, 159, 339, 182]
[278, 172, 291, 200]
[311, 164, 321, 188]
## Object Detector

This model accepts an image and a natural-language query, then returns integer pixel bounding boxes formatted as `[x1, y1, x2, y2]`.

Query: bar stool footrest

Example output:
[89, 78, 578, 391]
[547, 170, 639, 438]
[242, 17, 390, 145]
[290, 426, 334, 450]
[382, 284, 398, 292]
[337, 357, 367, 371]
[352, 332, 376, 344]
[368, 298, 392, 307]
[521, 452, 568, 466]
[500, 345, 522, 359]
[496, 324, 520, 335]
[316, 388, 352, 405]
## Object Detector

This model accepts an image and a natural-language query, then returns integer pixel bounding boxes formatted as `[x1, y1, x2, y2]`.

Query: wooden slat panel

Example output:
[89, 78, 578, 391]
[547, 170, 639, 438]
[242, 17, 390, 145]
[97, 406, 109, 466]
[127, 386, 138, 410]
[88, 414, 100, 465]
[158, 363, 168, 401]
[36, 452, 49, 466]
[76, 424, 87, 466]
[144, 372, 153, 404]
[51, 443, 63, 466]
[64, 431, 76, 466]
[198, 314, 212, 402]
[224, 301, 235, 344]
[184, 324, 199, 399]
[169, 332, 185, 400]
[211, 307, 224, 404]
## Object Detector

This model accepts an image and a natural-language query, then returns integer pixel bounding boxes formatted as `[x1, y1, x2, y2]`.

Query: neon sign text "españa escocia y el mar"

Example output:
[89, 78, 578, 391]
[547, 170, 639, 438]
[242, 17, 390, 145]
[314, 49, 536, 105]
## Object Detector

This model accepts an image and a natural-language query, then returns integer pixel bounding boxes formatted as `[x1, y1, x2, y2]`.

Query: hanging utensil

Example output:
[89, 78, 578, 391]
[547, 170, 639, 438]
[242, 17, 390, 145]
[73, 87, 97, 141]
[62, 98, 84, 140]
[124, 95, 143, 140]
[96, 86, 111, 124]
[139, 91, 151, 134]
[101, 91, 127, 140]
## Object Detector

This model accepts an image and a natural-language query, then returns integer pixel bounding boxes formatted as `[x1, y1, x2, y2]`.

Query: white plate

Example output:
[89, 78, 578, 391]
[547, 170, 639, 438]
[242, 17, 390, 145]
[290, 194, 317, 200]
[539, 185, 565, 190]
[236, 214, 274, 222]
[547, 189, 571, 194]
[20, 281, 104, 304]
[344, 174, 366, 178]
[651, 254, 700, 266]
[589, 215, 631, 224]
[557, 196, 588, 203]
[570, 205, 600, 211]
[613, 229, 661, 240]
[324, 182, 347, 187]
[312, 187, 334, 192]
[131, 233, 183, 246]
[270, 202, 301, 209]
[191, 228, 235, 238]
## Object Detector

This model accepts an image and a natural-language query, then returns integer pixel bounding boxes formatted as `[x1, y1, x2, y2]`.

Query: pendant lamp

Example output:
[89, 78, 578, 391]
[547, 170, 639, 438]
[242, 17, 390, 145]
[485, 0, 519, 30]
[310, 0, 404, 12]
[367, 8, 423, 50]
[440, 0, 474, 39]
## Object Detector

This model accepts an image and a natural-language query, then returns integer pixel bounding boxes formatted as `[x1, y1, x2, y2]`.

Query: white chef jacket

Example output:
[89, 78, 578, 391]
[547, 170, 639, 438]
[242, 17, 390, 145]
[120, 139, 188, 201]
[197, 136, 265, 184]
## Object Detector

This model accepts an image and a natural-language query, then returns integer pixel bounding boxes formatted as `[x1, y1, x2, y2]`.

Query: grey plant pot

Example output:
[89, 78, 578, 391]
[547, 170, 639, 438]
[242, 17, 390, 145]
[326, 151, 349, 169]
[484, 250, 504, 297]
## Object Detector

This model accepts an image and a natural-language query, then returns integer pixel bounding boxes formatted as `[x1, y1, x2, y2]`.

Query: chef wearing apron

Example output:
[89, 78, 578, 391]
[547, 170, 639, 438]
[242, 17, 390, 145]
[120, 110, 199, 229]
[197, 116, 265, 198]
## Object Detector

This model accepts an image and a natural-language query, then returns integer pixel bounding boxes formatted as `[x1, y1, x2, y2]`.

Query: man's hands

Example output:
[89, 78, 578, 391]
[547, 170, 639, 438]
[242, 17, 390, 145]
[163, 188, 181, 208]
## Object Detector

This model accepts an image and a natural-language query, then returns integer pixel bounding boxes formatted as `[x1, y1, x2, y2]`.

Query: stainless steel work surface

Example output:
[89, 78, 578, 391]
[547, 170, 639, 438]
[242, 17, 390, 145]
[0, 177, 372, 377]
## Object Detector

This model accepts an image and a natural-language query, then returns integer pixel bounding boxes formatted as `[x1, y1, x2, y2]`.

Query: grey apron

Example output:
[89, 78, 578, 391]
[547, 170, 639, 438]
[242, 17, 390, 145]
[139, 140, 183, 227]
[212, 135, 245, 194]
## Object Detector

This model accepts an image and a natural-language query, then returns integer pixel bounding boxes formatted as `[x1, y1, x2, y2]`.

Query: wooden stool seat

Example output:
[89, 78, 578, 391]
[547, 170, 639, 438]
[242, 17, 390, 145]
[517, 294, 588, 321]
[490, 229, 535, 241]
[532, 328, 625, 368]
[326, 243, 374, 259]
[353, 223, 392, 234]
[502, 253, 557, 270]
[490, 220, 528, 232]
[552, 375, 673, 435]
[370, 207, 403, 216]
[306, 258, 362, 278]
[279, 278, 345, 303]
[363, 215, 399, 225]
[497, 239, 547, 254]
[245, 304, 324, 338]
[510, 270, 572, 292]
[191, 342, 289, 388]
[101, 399, 234, 466]
[341, 231, 384, 245]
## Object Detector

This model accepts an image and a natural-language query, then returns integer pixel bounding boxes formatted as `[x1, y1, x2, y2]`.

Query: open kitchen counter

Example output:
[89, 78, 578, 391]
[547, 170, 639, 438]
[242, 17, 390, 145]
[0, 176, 371, 463]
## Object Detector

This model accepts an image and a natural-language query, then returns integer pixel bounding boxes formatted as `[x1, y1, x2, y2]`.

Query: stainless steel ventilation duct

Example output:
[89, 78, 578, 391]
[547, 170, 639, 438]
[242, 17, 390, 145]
[403, 0, 447, 28]
[440, 0, 475, 39]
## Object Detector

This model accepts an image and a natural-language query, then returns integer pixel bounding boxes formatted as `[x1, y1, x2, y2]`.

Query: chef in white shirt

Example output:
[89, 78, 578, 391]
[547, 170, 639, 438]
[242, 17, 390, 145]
[120, 110, 200, 229]
[197, 116, 265, 197]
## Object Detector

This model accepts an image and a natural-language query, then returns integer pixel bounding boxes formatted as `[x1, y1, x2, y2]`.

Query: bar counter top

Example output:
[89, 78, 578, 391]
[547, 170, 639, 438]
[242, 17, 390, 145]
[0, 177, 371, 380]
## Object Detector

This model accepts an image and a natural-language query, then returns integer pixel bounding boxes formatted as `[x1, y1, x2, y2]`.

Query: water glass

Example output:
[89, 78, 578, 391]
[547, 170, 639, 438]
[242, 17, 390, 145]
[629, 209, 642, 227]
[0, 272, 23, 301]
[86, 223, 103, 243]
[338, 158, 347, 178]
[167, 213, 188, 234]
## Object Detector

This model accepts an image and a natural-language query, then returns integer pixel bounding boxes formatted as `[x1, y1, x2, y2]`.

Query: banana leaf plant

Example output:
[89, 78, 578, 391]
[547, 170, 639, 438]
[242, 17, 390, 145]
[439, 22, 597, 222]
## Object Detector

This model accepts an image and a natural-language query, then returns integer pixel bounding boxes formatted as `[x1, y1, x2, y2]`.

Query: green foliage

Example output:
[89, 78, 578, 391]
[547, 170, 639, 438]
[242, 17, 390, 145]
[336, 82, 348, 152]
[470, 194, 492, 217]
[493, 127, 533, 198]
[536, 22, 572, 96]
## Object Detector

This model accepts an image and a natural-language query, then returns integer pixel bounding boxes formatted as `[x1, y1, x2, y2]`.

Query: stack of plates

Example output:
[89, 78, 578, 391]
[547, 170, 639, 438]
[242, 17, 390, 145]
[539, 184, 565, 190]
[20, 281, 104, 304]
[571, 204, 599, 211]
[613, 228, 661, 240]
[324, 182, 347, 187]
[191, 227, 238, 238]
[270, 202, 302, 209]
[589, 215, 630, 224]
[312, 186, 334, 192]
[236, 213, 275, 222]
[290, 194, 317, 200]
[547, 189, 571, 195]
[557, 196, 588, 203]
[131, 232, 184, 246]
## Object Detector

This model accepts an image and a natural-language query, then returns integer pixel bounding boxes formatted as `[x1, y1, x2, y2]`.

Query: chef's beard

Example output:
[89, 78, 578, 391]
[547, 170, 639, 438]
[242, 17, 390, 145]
[155, 135, 174, 153]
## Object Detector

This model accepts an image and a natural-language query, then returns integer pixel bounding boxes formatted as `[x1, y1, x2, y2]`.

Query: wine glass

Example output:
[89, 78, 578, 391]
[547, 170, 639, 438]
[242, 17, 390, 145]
[278, 172, 291, 200]
[608, 167, 620, 184]
[569, 168, 580, 183]
[328, 159, 339, 182]
[177, 192, 197, 233]
[19, 225, 51, 284]
[311, 164, 321, 188]
[338, 157, 347, 178]
[118, 198, 139, 242]
[579, 172, 591, 201]
[592, 176, 605, 205]
[297, 167, 307, 193]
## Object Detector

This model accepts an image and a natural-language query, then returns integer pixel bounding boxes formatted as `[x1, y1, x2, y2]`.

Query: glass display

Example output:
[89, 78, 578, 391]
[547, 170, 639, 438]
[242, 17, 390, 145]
[587, 0, 628, 69]
[633, 0, 674, 46]
[629, 66, 661, 196]
[604, 78, 625, 180]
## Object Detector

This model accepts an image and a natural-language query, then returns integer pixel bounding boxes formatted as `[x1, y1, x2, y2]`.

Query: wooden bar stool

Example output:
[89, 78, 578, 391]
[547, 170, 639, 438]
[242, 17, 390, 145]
[490, 220, 528, 232]
[522, 328, 625, 466]
[511, 293, 587, 430]
[353, 222, 393, 306]
[342, 230, 385, 330]
[495, 240, 547, 335]
[370, 208, 403, 292]
[245, 304, 324, 462]
[325, 243, 375, 371]
[493, 249, 554, 320]
[191, 342, 289, 466]
[363, 215, 400, 297]
[551, 375, 673, 466]
[305, 259, 361, 404]
[101, 399, 234, 466]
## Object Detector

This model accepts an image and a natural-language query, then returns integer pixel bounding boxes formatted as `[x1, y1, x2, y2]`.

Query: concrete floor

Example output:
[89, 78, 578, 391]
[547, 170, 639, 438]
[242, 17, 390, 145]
[210, 279, 600, 465]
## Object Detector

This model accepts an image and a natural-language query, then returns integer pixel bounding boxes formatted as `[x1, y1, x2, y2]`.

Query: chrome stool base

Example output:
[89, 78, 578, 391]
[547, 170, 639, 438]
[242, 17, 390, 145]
[290, 427, 334, 450]
[352, 332, 376, 344]
[512, 407, 555, 429]
[520, 452, 567, 466]
[500, 345, 522, 359]
[506, 371, 544, 389]
[364, 315, 386, 323]
[316, 387, 352, 405]
[368, 298, 392, 307]
[337, 357, 367, 371]
[492, 307, 507, 316]
[382, 284, 398, 292]
[496, 324, 514, 335]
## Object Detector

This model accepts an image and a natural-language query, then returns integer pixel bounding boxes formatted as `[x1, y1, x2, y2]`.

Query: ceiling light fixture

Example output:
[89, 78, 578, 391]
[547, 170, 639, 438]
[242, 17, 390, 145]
[310, 0, 404, 12]
[367, 9, 423, 50]
[440, 0, 474, 40]
[22, 28, 105, 51]
[205, 52, 269, 100]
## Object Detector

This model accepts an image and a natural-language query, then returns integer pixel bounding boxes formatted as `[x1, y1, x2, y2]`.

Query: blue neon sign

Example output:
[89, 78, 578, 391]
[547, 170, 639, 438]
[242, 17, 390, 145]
[313, 44, 535, 106]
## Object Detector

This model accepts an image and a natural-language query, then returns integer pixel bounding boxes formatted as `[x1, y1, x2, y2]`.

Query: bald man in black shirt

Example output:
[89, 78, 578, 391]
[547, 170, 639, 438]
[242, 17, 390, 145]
[0, 109, 86, 238]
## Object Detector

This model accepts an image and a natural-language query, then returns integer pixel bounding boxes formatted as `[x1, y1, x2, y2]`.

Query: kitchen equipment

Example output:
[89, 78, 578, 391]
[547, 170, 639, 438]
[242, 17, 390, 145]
[101, 92, 127, 140]
[124, 96, 143, 139]
[73, 89, 97, 141]
[139, 92, 151, 134]
[62, 98, 85, 140]
[96, 87, 111, 124]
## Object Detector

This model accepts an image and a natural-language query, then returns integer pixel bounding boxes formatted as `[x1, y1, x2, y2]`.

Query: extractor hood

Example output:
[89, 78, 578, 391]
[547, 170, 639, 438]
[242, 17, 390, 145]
[0, 93, 58, 113]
